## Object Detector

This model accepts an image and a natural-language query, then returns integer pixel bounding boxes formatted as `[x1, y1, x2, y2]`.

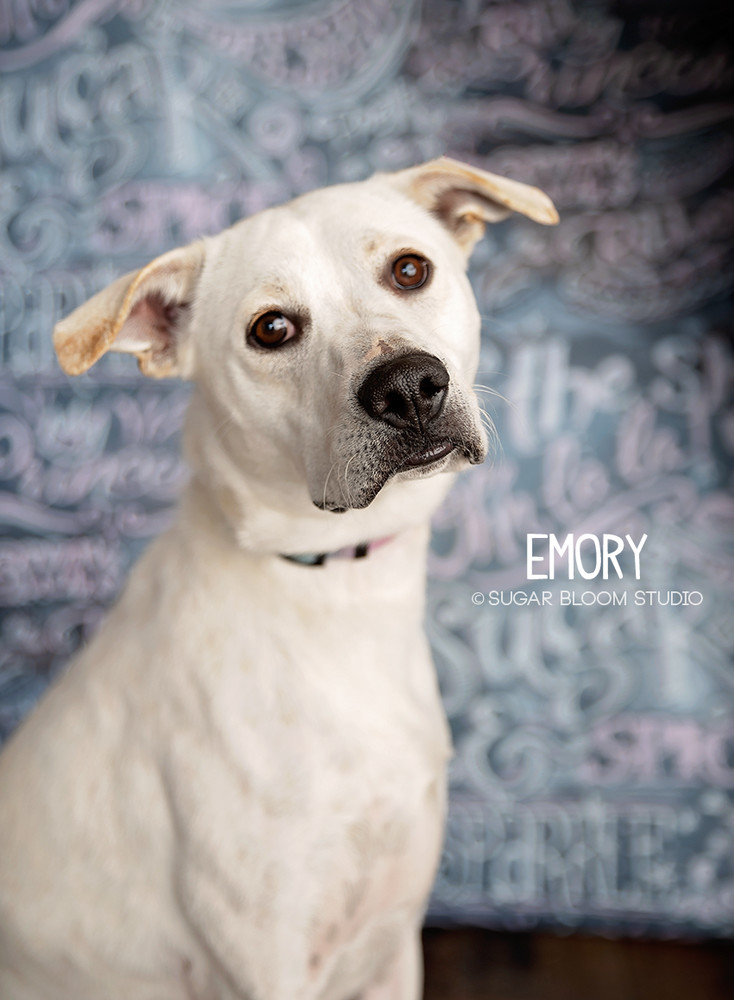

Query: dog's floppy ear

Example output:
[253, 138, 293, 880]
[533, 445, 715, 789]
[384, 156, 559, 254]
[54, 242, 205, 377]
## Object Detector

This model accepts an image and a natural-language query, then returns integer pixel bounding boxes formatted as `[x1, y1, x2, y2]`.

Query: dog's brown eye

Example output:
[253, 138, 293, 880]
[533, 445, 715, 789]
[249, 312, 297, 348]
[391, 254, 429, 290]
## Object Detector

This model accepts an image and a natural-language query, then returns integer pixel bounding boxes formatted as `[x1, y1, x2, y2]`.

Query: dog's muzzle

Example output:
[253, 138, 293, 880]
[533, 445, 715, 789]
[314, 350, 486, 513]
[357, 352, 449, 432]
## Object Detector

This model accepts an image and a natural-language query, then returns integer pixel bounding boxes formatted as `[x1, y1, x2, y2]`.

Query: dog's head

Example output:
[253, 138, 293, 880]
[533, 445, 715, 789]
[54, 158, 557, 550]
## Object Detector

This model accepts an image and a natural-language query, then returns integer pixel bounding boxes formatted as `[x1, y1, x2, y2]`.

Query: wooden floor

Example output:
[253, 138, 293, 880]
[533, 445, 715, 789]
[421, 928, 734, 1000]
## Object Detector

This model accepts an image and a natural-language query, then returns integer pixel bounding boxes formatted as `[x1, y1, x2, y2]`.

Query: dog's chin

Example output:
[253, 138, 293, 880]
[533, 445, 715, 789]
[313, 435, 486, 513]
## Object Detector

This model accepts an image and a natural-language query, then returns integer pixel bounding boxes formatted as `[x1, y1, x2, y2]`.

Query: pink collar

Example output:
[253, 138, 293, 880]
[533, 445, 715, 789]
[280, 535, 394, 567]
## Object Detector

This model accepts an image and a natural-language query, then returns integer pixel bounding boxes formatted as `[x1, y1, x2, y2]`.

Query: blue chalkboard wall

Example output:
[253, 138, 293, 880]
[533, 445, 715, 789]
[1, 0, 732, 936]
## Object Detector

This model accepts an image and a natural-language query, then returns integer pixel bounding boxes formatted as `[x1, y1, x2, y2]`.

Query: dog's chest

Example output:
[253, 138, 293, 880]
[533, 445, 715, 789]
[168, 598, 450, 998]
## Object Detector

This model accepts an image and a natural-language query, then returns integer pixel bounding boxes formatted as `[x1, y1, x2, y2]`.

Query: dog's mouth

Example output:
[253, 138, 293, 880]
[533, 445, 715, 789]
[398, 440, 455, 469]
[313, 424, 485, 513]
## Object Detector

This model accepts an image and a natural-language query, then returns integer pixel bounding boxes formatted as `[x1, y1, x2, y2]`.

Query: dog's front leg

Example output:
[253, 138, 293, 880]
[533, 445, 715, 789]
[359, 927, 422, 1000]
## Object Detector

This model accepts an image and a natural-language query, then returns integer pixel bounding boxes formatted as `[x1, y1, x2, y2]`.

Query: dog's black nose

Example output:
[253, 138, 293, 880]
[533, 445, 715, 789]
[357, 352, 450, 431]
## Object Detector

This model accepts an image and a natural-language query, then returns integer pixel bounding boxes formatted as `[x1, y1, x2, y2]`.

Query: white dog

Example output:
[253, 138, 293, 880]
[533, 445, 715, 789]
[0, 158, 557, 1000]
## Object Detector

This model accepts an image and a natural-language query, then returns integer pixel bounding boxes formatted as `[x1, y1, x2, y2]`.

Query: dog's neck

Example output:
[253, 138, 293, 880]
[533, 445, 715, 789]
[173, 480, 434, 623]
[182, 459, 454, 568]
[181, 471, 447, 558]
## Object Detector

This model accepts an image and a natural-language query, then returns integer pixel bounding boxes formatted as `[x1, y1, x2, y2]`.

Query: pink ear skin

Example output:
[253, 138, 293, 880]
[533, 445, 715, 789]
[53, 242, 205, 378]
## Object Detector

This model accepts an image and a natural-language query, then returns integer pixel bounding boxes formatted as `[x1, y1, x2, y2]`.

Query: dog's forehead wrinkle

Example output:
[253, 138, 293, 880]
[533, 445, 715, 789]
[361, 231, 383, 255]
[258, 279, 291, 300]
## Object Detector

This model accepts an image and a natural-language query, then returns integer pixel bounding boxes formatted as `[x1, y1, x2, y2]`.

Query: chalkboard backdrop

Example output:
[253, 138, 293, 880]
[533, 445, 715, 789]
[1, 0, 732, 936]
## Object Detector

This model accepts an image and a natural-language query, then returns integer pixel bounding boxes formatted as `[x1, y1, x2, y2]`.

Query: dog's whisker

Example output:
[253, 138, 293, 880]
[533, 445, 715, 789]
[473, 383, 511, 405]
[480, 414, 500, 449]
[341, 452, 359, 509]
[213, 412, 236, 436]
[205, 410, 239, 449]
[473, 384, 518, 414]
[474, 393, 500, 422]
[321, 459, 339, 510]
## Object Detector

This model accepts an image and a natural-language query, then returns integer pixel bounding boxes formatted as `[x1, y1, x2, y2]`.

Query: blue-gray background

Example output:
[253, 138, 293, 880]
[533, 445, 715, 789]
[1, 0, 732, 936]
